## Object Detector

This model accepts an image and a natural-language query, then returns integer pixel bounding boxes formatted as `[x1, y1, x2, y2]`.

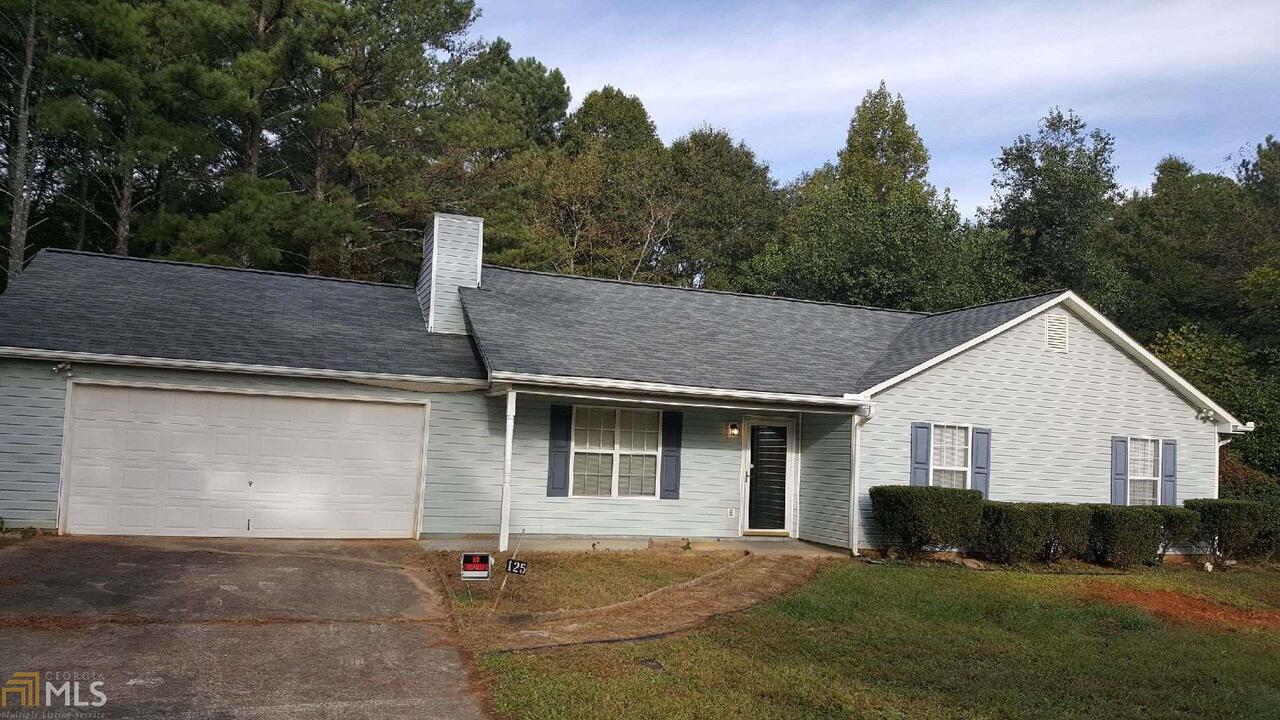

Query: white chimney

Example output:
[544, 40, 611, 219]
[417, 213, 483, 334]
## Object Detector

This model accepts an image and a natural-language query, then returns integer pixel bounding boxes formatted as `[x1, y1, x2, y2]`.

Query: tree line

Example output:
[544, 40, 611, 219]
[2, 0, 1278, 479]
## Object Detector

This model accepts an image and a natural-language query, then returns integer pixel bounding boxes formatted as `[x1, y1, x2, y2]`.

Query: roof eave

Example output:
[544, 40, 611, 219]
[489, 371, 871, 408]
[1056, 292, 1246, 431]
[0, 346, 488, 387]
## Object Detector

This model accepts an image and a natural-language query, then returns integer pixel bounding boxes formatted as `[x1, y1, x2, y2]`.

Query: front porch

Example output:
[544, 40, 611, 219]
[483, 384, 870, 552]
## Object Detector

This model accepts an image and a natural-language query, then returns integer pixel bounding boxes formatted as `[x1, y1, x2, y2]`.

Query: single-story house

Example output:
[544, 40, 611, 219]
[0, 214, 1253, 551]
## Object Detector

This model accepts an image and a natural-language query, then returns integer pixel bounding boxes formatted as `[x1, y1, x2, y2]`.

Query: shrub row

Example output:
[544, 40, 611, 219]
[869, 486, 1267, 567]
[867, 486, 983, 553]
[1184, 499, 1267, 561]
[1218, 473, 1280, 562]
[981, 502, 1092, 564]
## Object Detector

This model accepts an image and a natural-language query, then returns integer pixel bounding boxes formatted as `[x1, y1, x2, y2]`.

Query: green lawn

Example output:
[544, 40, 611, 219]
[480, 561, 1280, 719]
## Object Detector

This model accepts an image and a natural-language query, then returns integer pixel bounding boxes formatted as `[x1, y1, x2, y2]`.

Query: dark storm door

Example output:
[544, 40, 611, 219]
[747, 424, 790, 530]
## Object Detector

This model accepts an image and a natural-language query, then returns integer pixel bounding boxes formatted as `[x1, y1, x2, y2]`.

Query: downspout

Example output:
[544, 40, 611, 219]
[499, 389, 516, 552]
[848, 412, 867, 556]
[1215, 436, 1232, 501]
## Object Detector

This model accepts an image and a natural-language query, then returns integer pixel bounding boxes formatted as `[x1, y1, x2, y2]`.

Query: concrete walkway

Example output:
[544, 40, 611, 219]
[0, 537, 488, 719]
[421, 535, 850, 557]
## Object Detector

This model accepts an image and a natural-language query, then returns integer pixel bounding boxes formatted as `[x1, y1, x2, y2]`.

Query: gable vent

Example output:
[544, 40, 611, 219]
[1045, 314, 1069, 352]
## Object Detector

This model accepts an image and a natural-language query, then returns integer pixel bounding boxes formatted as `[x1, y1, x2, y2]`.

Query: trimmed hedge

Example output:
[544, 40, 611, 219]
[868, 486, 984, 555]
[1089, 506, 1163, 567]
[1151, 506, 1199, 563]
[1221, 476, 1280, 561]
[982, 502, 1051, 564]
[1184, 499, 1267, 561]
[1044, 504, 1092, 562]
[980, 502, 1098, 565]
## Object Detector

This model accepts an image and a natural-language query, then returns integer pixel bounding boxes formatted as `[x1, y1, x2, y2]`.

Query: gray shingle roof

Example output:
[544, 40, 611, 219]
[462, 266, 1064, 397]
[0, 250, 485, 379]
[0, 250, 1063, 396]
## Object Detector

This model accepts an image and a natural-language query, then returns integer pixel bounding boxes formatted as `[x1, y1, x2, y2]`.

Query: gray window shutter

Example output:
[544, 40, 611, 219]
[910, 422, 931, 486]
[547, 404, 571, 497]
[1161, 439, 1177, 506]
[1110, 436, 1128, 505]
[660, 411, 683, 499]
[971, 428, 991, 498]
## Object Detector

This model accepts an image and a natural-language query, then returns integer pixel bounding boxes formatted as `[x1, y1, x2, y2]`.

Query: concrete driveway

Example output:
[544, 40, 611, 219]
[0, 536, 488, 719]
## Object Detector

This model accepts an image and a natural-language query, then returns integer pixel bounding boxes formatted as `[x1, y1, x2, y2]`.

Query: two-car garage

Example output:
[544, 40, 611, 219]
[61, 383, 428, 538]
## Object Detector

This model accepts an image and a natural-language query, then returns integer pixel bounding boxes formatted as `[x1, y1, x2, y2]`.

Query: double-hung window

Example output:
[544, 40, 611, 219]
[1128, 437, 1160, 506]
[571, 407, 661, 498]
[931, 424, 970, 489]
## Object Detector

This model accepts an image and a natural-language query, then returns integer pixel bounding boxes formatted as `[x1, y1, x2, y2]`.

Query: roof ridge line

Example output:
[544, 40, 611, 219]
[480, 264, 930, 315]
[852, 314, 928, 388]
[922, 289, 1068, 318]
[40, 249, 414, 290]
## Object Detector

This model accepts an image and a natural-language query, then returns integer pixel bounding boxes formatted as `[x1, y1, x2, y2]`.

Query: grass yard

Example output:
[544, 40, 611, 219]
[429, 549, 743, 615]
[480, 561, 1280, 720]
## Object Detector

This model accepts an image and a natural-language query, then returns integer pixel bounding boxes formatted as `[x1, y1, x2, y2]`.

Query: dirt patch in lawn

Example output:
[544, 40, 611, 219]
[1086, 581, 1280, 630]
[463, 553, 833, 653]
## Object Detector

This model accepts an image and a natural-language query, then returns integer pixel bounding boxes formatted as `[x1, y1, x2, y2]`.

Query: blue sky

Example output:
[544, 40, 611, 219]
[472, 0, 1280, 216]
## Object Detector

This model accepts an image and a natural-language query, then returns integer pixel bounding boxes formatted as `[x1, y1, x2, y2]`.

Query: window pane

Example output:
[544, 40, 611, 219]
[618, 409, 661, 453]
[932, 425, 969, 468]
[574, 408, 617, 451]
[618, 454, 658, 496]
[573, 453, 613, 496]
[1130, 478, 1158, 506]
[932, 468, 967, 489]
[1128, 438, 1159, 479]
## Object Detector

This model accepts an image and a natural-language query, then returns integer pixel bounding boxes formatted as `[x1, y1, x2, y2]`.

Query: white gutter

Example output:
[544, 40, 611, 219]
[513, 387, 865, 415]
[0, 347, 488, 387]
[498, 388, 517, 552]
[489, 371, 870, 407]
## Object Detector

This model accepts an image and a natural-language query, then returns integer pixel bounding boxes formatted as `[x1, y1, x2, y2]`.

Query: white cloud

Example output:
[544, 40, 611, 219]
[475, 0, 1280, 212]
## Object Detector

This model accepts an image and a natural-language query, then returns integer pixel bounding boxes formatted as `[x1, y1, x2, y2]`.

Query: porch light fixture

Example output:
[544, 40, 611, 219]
[727, 422, 741, 438]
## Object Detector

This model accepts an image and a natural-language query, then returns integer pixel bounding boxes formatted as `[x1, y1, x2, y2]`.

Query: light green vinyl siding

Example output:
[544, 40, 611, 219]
[857, 308, 1219, 547]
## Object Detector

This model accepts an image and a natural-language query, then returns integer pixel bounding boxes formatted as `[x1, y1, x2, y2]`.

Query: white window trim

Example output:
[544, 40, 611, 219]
[567, 405, 663, 500]
[1126, 435, 1162, 506]
[929, 422, 972, 489]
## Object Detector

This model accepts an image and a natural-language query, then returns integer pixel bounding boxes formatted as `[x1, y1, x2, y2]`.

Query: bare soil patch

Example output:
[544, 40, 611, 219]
[1086, 581, 1280, 630]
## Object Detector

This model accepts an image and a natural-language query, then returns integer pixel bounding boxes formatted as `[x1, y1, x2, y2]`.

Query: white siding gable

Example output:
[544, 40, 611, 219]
[857, 307, 1218, 546]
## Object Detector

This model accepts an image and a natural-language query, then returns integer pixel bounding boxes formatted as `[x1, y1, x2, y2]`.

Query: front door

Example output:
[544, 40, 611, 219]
[745, 420, 793, 532]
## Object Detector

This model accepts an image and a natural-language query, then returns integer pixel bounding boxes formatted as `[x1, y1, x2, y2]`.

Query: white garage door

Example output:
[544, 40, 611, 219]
[63, 384, 426, 538]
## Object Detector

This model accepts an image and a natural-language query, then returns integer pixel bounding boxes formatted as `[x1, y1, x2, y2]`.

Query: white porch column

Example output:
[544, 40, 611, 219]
[848, 412, 866, 556]
[499, 389, 517, 552]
